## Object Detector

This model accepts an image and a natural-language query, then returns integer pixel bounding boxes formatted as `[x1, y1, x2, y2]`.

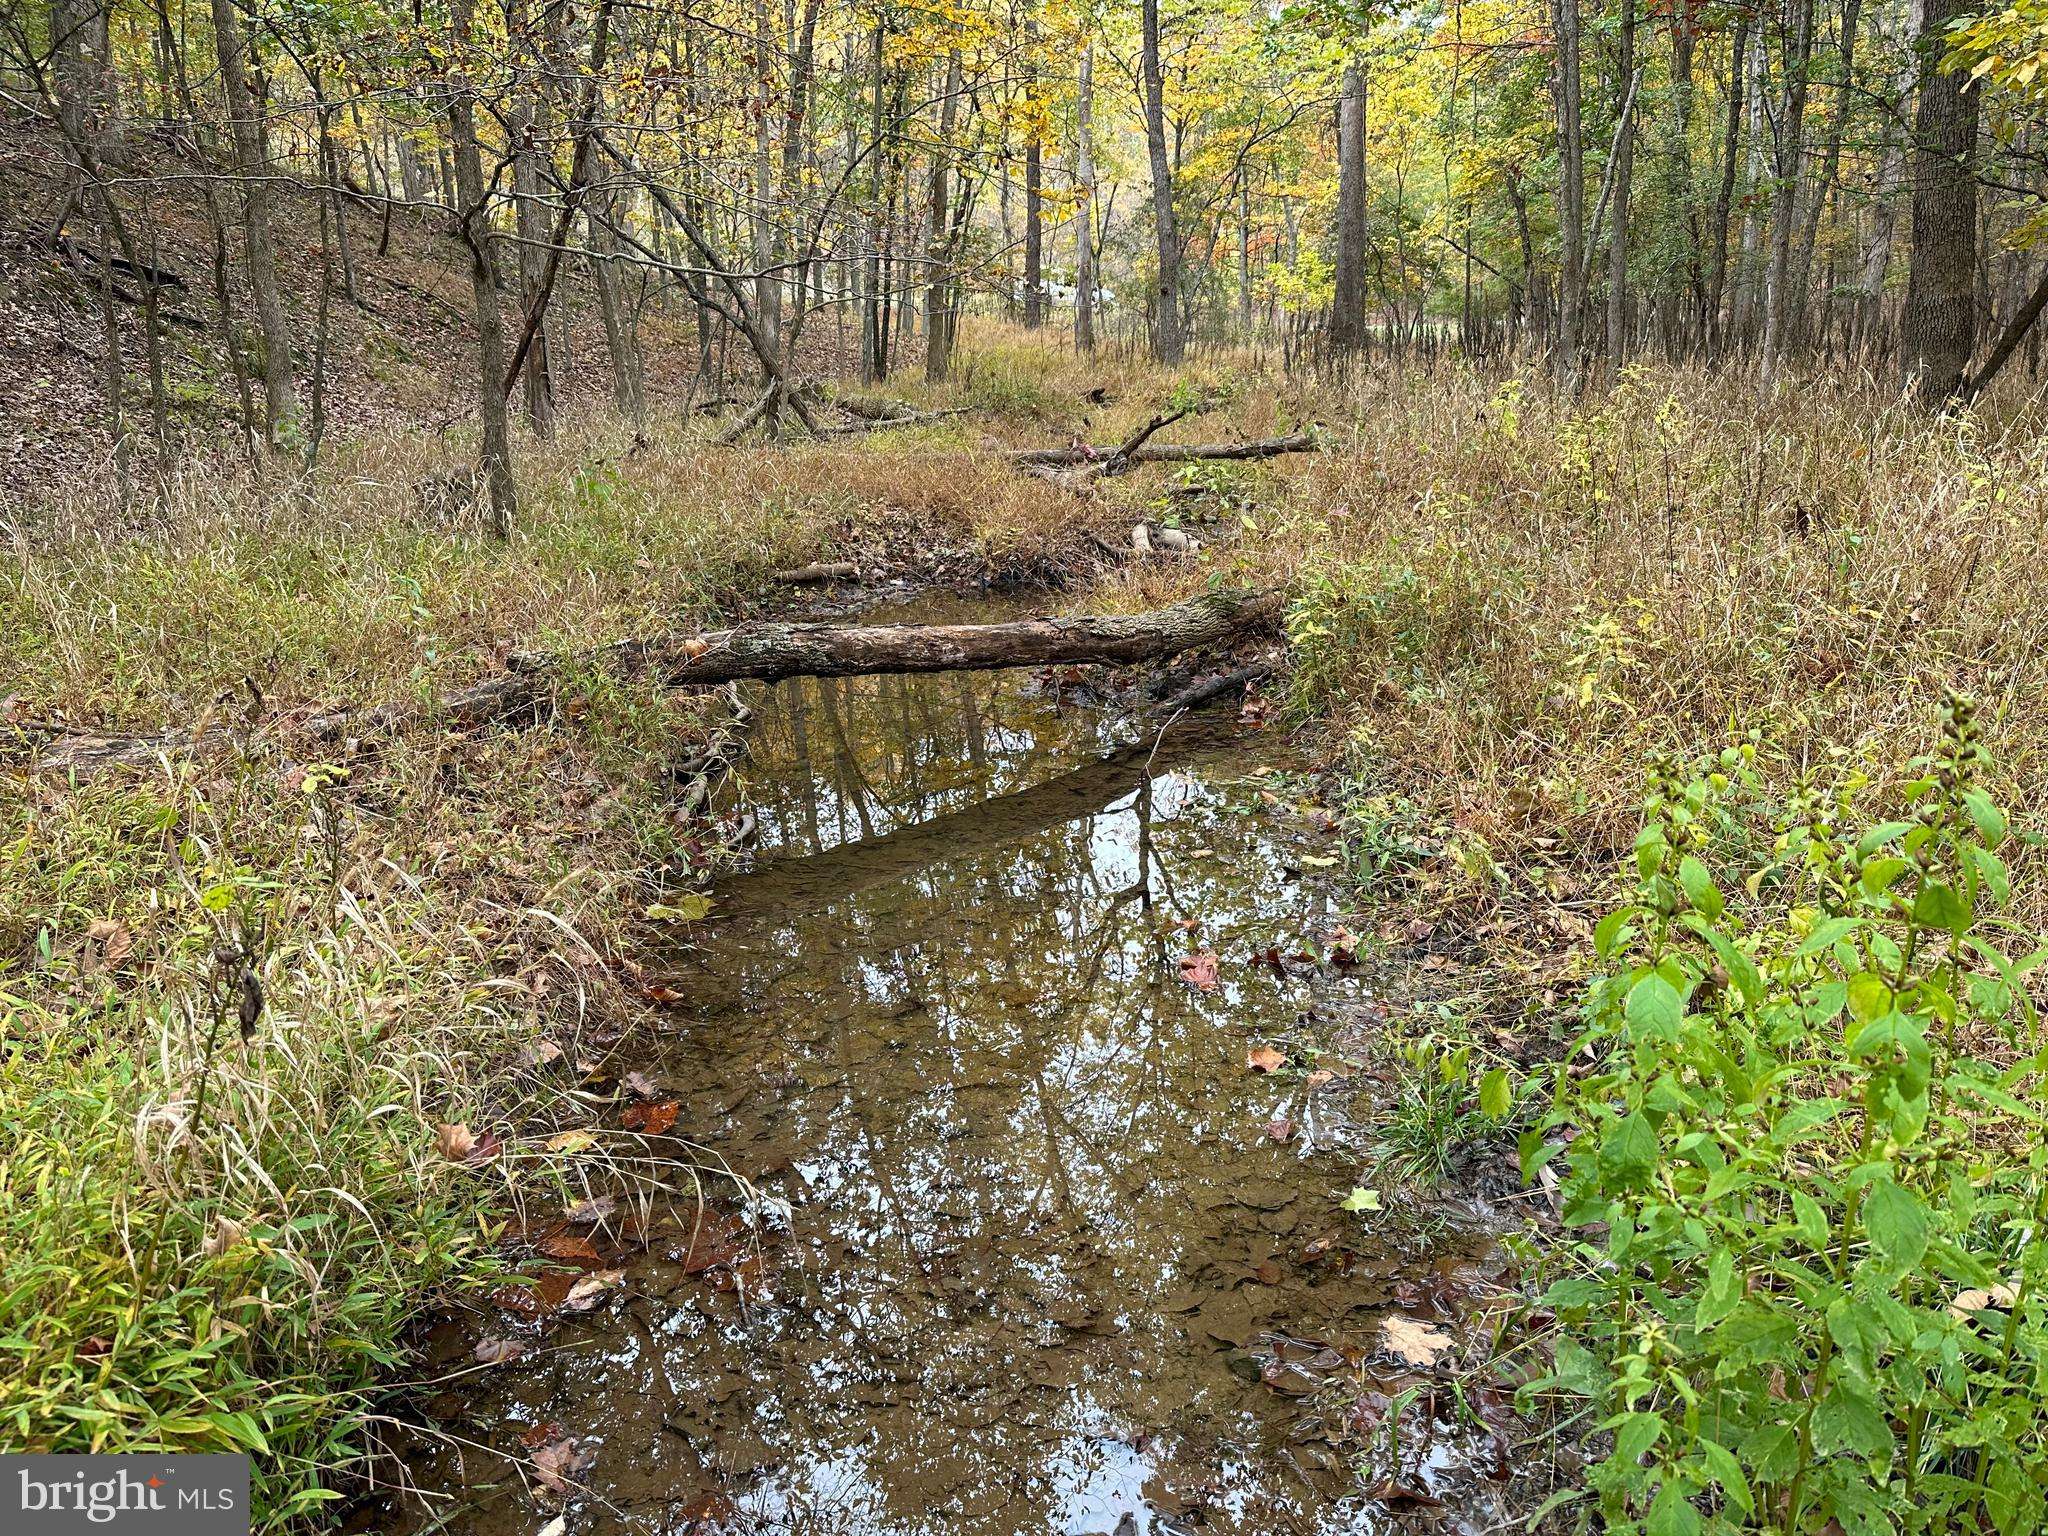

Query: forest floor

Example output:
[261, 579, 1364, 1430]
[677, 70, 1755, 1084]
[9, 197, 2048, 1527]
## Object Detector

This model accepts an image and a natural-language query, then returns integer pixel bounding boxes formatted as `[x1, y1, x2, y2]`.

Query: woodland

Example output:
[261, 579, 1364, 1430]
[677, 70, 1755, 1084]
[5, 0, 2048, 1528]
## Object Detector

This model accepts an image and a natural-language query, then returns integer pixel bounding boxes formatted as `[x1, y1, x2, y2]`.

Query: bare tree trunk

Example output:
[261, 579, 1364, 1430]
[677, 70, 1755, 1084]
[1551, 0, 1587, 379]
[1022, 4, 1044, 329]
[1792, 0, 1863, 349]
[1141, 0, 1185, 364]
[447, 0, 517, 533]
[1606, 0, 1637, 372]
[1705, 9, 1749, 344]
[591, 194, 645, 434]
[925, 53, 964, 381]
[1075, 40, 1099, 353]
[209, 0, 297, 446]
[509, 0, 556, 437]
[1903, 0, 1980, 405]
[750, 0, 781, 357]
[1330, 62, 1369, 353]
[1761, 0, 1815, 387]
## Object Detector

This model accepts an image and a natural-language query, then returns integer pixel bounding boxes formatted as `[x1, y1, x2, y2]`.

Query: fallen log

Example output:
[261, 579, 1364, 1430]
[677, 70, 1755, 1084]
[511, 587, 1281, 688]
[1012, 431, 1318, 477]
[26, 590, 1281, 776]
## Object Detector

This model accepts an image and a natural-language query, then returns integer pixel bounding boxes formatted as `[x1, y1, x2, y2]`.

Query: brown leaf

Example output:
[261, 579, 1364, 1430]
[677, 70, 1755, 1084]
[1266, 1117, 1294, 1142]
[536, 1231, 603, 1264]
[622, 1070, 661, 1099]
[668, 1215, 746, 1275]
[1178, 950, 1221, 991]
[435, 1123, 478, 1161]
[1247, 1044, 1286, 1073]
[1368, 1479, 1444, 1510]
[679, 1492, 737, 1529]
[559, 1268, 625, 1312]
[622, 1100, 679, 1135]
[86, 918, 133, 962]
[474, 1336, 529, 1366]
[529, 1436, 593, 1496]
[1379, 1313, 1454, 1368]
[564, 1195, 617, 1226]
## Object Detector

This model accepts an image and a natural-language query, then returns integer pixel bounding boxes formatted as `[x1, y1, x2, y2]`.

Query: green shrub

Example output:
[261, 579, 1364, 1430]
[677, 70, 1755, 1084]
[1526, 697, 2048, 1535]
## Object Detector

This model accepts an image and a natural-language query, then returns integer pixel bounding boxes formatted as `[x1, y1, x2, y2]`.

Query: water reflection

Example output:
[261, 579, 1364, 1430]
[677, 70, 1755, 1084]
[380, 658, 1486, 1536]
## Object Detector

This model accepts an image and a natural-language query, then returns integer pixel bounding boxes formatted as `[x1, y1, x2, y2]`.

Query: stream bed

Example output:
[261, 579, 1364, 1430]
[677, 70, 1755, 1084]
[369, 601, 1517, 1536]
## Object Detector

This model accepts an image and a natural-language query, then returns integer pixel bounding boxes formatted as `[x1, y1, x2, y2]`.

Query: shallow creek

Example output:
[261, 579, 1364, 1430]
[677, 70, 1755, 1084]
[375, 599, 1510, 1536]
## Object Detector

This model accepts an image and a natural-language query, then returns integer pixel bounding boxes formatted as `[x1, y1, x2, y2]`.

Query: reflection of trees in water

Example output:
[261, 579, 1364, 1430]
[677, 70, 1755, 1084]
[736, 673, 1093, 858]
[666, 677, 1349, 1535]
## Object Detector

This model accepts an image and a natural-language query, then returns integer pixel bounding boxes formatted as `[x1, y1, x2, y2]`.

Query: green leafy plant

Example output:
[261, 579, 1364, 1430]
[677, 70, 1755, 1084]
[1524, 698, 2048, 1534]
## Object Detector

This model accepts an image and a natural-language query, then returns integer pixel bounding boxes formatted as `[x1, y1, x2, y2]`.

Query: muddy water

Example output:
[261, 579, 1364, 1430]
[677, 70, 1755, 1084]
[379, 605, 1506, 1536]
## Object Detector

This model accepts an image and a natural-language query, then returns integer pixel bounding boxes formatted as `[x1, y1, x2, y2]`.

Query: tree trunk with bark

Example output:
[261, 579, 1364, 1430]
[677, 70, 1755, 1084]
[446, 0, 518, 533]
[209, 0, 296, 446]
[1142, 0, 1185, 364]
[1075, 40, 1099, 353]
[1902, 0, 1980, 405]
[1330, 63, 1369, 353]
[1607, 0, 1638, 372]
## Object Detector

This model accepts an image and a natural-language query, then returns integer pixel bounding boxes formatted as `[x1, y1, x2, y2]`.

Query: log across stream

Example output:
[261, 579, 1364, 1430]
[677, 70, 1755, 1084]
[364, 596, 1515, 1536]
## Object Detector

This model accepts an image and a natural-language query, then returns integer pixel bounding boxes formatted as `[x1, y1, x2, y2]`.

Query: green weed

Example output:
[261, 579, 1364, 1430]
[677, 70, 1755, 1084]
[1523, 698, 2048, 1534]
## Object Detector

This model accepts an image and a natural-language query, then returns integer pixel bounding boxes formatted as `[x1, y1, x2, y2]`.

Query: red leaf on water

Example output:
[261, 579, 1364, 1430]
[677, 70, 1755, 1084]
[623, 1100, 679, 1135]
[1178, 951, 1220, 991]
[536, 1231, 604, 1264]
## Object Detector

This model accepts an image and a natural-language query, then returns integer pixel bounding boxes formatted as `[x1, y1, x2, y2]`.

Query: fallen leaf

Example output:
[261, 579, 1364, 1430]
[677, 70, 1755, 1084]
[545, 1130, 596, 1154]
[1266, 1117, 1294, 1142]
[536, 1519, 567, 1536]
[1341, 1186, 1381, 1213]
[1380, 1313, 1454, 1368]
[530, 1436, 593, 1496]
[560, 1269, 625, 1312]
[1246, 1044, 1286, 1073]
[668, 1214, 746, 1274]
[1179, 951, 1221, 991]
[86, 918, 133, 962]
[679, 1492, 737, 1528]
[435, 1123, 478, 1161]
[537, 1231, 603, 1264]
[622, 1071, 661, 1099]
[1950, 1283, 2020, 1320]
[646, 892, 716, 922]
[1369, 1478, 1444, 1509]
[474, 1336, 529, 1366]
[565, 1195, 617, 1225]
[622, 1100, 679, 1134]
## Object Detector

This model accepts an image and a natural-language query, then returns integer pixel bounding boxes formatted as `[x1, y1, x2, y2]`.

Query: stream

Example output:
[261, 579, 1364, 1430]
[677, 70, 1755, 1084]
[367, 598, 1515, 1536]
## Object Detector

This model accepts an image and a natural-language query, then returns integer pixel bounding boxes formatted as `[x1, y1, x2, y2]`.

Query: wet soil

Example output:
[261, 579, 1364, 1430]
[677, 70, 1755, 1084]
[365, 599, 1521, 1536]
